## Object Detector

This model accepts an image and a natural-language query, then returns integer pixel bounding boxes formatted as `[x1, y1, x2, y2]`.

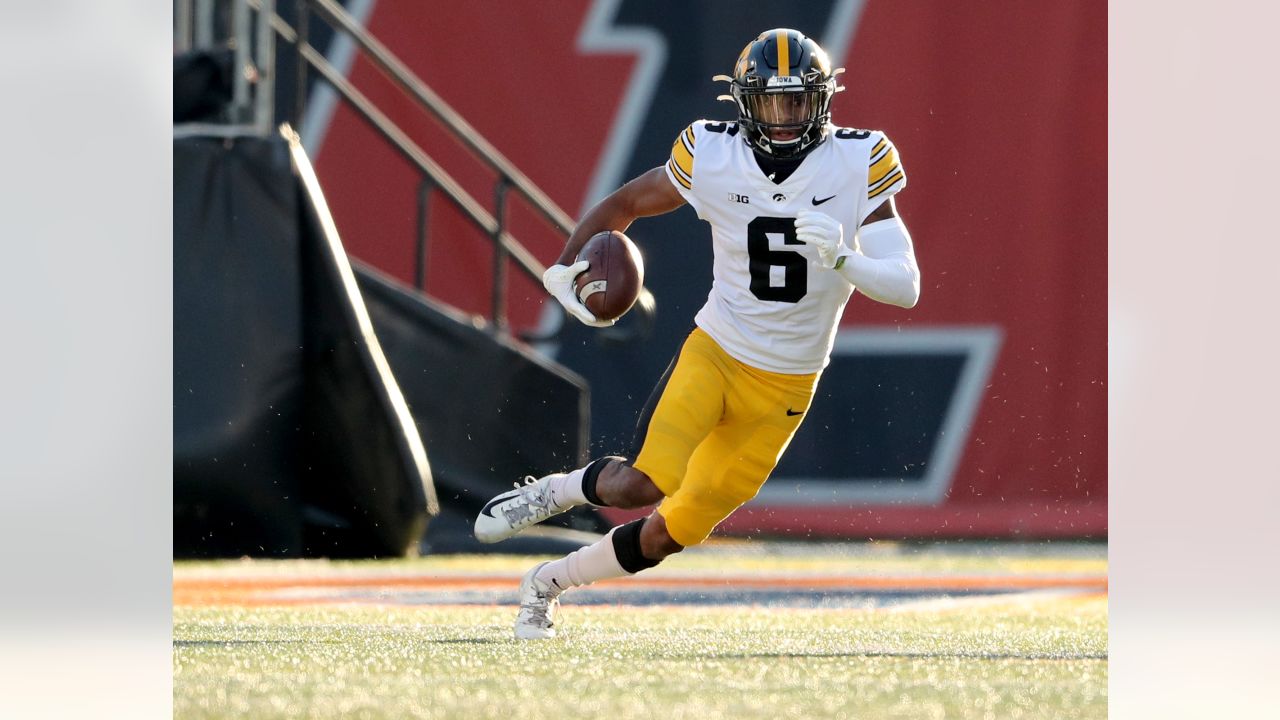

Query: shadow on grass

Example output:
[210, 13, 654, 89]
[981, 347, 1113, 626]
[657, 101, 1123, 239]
[174, 640, 344, 647]
[706, 651, 1108, 661]
[176, 637, 510, 647]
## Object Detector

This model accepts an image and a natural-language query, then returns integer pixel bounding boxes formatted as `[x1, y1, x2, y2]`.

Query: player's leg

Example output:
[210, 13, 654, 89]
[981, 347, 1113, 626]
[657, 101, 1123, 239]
[473, 455, 625, 544]
[521, 415, 777, 642]
[474, 415, 681, 544]
[514, 330, 729, 638]
[479, 328, 723, 544]
[589, 459, 665, 508]
[514, 513, 674, 639]
[654, 358, 819, 549]
[524, 395, 813, 640]
[537, 325, 736, 513]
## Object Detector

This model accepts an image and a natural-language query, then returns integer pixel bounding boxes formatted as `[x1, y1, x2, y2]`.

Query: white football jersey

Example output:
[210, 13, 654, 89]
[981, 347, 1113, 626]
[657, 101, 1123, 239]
[663, 120, 907, 373]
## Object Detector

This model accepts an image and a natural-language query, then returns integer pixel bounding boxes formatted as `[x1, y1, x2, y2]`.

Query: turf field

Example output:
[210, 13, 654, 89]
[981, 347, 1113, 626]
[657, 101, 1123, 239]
[173, 541, 1107, 719]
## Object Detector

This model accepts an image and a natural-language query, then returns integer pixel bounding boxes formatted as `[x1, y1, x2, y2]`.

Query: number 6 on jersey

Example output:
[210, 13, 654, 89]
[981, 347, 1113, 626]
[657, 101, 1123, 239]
[746, 217, 807, 303]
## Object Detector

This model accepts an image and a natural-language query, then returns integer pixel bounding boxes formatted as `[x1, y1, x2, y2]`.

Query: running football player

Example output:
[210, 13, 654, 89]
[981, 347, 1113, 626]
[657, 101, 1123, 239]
[475, 28, 921, 639]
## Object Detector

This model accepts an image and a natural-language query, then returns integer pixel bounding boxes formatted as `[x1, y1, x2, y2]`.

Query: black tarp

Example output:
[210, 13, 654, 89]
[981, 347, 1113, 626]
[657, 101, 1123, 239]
[174, 131, 434, 558]
[355, 265, 611, 552]
[174, 136, 307, 556]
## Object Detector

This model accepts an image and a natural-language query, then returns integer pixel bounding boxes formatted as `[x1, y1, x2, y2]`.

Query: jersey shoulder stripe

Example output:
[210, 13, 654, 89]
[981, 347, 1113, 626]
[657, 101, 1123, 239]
[667, 158, 692, 189]
[866, 131, 906, 200]
[667, 124, 697, 189]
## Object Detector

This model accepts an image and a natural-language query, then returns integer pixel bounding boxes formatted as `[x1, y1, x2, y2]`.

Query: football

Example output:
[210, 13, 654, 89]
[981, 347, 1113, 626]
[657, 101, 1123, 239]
[573, 230, 644, 321]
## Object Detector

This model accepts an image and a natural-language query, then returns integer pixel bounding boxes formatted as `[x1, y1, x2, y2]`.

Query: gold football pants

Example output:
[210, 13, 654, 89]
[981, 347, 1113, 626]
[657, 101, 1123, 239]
[632, 327, 819, 546]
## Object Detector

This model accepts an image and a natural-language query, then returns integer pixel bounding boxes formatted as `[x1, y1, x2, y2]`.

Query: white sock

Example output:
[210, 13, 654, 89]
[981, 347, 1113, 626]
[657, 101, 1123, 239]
[544, 465, 590, 510]
[535, 528, 629, 597]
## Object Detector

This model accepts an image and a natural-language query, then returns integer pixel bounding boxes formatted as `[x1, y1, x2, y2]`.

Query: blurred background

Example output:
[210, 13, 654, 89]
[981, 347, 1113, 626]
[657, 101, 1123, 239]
[172, 0, 1106, 558]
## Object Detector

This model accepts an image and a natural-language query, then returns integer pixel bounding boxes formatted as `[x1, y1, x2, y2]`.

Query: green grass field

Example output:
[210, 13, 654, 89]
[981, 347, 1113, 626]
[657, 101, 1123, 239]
[174, 543, 1107, 719]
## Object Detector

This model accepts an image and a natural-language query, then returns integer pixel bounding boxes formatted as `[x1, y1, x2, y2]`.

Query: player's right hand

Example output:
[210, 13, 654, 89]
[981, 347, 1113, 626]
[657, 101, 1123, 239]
[542, 261, 616, 328]
[795, 210, 848, 269]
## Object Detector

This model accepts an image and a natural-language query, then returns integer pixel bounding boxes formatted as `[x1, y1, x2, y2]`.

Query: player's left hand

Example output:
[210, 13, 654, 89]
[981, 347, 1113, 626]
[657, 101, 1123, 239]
[542, 261, 616, 328]
[795, 210, 848, 269]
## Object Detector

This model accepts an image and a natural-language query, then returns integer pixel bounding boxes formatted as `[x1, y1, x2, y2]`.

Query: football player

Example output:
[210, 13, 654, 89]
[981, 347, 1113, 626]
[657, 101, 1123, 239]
[475, 28, 921, 639]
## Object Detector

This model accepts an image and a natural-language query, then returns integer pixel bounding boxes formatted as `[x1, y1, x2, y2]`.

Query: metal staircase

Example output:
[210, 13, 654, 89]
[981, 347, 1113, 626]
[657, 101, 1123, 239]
[173, 0, 650, 338]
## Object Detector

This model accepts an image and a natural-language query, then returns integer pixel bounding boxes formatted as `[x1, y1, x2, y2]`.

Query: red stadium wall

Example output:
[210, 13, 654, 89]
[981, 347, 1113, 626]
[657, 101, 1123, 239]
[794, 1, 1108, 538]
[314, 0, 1107, 538]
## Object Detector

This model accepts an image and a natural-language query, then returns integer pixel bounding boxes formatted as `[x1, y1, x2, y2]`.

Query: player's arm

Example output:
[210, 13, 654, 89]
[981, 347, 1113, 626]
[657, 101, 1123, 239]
[862, 198, 896, 224]
[839, 196, 920, 308]
[544, 167, 686, 326]
[554, 167, 686, 265]
[795, 196, 920, 308]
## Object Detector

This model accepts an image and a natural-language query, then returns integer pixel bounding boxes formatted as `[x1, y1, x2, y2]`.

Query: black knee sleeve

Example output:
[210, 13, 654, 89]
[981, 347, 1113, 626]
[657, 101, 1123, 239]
[611, 517, 661, 574]
[582, 456, 626, 507]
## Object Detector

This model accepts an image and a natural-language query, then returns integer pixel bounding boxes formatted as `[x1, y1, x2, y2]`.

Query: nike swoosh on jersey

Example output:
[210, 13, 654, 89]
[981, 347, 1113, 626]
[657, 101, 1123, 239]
[786, 408, 804, 416]
[811, 194, 836, 205]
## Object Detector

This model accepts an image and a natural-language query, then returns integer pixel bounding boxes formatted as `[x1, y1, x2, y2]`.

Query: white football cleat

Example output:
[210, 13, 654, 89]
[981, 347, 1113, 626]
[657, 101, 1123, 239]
[474, 475, 571, 543]
[514, 562, 562, 640]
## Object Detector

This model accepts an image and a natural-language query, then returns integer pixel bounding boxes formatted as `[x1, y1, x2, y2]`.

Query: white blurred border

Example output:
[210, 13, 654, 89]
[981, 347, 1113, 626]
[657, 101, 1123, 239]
[0, 1, 171, 718]
[1111, 0, 1280, 716]
[3, 0, 1279, 716]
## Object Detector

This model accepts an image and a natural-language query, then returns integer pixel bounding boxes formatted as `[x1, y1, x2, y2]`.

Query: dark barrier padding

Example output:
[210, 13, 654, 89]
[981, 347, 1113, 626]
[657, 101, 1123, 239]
[354, 264, 612, 544]
[174, 137, 306, 556]
[174, 50, 235, 123]
[174, 132, 434, 558]
[292, 136, 435, 558]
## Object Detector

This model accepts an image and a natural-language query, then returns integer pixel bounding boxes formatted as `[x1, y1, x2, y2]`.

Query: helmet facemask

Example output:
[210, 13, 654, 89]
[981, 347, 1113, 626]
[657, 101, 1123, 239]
[715, 30, 844, 160]
[733, 73, 836, 158]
